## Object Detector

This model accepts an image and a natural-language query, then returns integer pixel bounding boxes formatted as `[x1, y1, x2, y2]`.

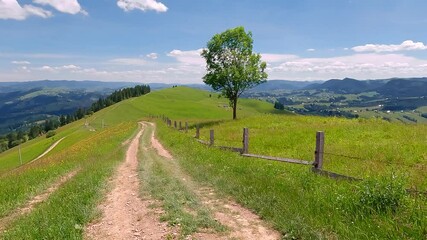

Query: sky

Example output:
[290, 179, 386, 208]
[1, 0, 427, 83]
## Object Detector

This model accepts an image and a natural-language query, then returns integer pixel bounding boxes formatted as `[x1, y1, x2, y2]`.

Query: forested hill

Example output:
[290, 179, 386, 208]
[0, 84, 150, 153]
[0, 80, 143, 135]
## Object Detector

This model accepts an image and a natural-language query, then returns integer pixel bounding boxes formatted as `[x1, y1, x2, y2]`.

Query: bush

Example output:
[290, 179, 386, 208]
[356, 174, 407, 214]
[46, 130, 56, 138]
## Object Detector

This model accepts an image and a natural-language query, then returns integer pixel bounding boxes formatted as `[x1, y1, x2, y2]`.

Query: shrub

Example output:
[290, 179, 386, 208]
[356, 174, 407, 214]
[46, 130, 56, 138]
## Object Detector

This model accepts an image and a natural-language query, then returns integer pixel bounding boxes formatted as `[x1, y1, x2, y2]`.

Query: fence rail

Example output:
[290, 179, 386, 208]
[242, 154, 312, 165]
[154, 115, 386, 182]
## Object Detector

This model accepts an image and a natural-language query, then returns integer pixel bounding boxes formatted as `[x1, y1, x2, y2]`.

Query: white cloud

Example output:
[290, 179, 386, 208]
[33, 64, 81, 72]
[167, 49, 205, 65]
[261, 53, 298, 63]
[109, 58, 147, 66]
[117, 0, 167, 13]
[11, 60, 31, 65]
[5, 49, 427, 83]
[37, 65, 55, 72]
[0, 0, 52, 20]
[352, 40, 427, 53]
[306, 48, 316, 52]
[60, 64, 80, 70]
[33, 0, 87, 15]
[146, 52, 158, 59]
[268, 53, 427, 80]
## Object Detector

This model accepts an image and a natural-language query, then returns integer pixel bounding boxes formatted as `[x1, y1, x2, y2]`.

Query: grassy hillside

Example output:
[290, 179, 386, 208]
[0, 86, 425, 239]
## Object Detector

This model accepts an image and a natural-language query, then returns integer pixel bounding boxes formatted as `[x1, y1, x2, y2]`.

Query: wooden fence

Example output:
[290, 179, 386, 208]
[151, 114, 427, 195]
[154, 115, 363, 181]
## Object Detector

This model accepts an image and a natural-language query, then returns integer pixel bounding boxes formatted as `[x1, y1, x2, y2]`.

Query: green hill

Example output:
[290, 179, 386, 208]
[0, 86, 425, 239]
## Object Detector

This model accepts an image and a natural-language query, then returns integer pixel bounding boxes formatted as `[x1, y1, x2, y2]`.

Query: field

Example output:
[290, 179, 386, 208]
[0, 86, 426, 239]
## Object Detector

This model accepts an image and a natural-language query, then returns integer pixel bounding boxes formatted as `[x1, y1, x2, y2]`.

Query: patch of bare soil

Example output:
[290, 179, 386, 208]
[84, 123, 175, 240]
[194, 188, 281, 240]
[145, 122, 173, 159]
[0, 169, 79, 232]
[148, 123, 281, 240]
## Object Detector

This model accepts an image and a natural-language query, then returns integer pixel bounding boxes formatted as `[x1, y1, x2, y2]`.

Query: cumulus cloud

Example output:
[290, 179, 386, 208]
[267, 53, 427, 80]
[60, 64, 80, 70]
[0, 0, 52, 20]
[146, 52, 158, 59]
[11, 60, 31, 64]
[352, 40, 427, 53]
[33, 0, 87, 15]
[167, 49, 205, 65]
[117, 0, 167, 13]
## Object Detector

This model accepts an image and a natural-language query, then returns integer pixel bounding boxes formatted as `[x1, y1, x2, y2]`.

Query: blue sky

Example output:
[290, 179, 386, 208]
[1, 0, 427, 83]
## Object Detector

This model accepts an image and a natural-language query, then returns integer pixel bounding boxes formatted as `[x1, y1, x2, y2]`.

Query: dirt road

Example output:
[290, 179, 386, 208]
[85, 123, 173, 240]
[85, 122, 280, 239]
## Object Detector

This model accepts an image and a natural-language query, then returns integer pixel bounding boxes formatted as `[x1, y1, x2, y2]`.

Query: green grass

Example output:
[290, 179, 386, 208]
[0, 120, 94, 173]
[189, 115, 427, 189]
[138, 124, 224, 237]
[156, 119, 427, 239]
[1, 122, 136, 239]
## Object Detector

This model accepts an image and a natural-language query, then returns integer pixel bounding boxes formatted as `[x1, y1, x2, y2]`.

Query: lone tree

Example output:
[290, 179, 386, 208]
[201, 26, 268, 119]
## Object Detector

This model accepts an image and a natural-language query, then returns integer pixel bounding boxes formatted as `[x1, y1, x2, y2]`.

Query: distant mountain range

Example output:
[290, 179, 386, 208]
[304, 77, 427, 97]
[248, 80, 323, 92]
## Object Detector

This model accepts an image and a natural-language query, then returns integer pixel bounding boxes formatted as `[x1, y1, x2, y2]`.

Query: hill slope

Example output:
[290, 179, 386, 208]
[0, 86, 425, 239]
[0, 80, 139, 134]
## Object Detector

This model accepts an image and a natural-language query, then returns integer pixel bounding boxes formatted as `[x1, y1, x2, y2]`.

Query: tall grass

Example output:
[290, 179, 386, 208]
[156, 119, 427, 239]
[188, 115, 427, 189]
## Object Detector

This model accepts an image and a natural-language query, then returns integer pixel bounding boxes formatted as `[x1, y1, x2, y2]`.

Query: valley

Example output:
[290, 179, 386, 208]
[245, 78, 427, 124]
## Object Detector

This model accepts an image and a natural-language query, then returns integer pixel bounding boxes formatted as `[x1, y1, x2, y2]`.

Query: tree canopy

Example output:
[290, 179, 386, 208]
[201, 26, 268, 119]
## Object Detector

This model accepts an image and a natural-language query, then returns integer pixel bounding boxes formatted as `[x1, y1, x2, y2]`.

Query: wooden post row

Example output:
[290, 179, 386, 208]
[314, 131, 324, 169]
[195, 124, 200, 139]
[242, 128, 249, 154]
[209, 129, 214, 146]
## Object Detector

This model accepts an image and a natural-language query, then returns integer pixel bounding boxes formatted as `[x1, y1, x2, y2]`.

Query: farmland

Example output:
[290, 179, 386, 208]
[0, 86, 426, 239]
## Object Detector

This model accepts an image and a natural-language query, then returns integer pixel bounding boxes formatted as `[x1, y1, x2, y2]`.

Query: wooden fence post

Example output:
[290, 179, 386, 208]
[185, 122, 188, 133]
[314, 131, 325, 169]
[209, 129, 214, 146]
[174, 121, 177, 129]
[242, 128, 249, 154]
[179, 121, 182, 130]
[195, 124, 200, 138]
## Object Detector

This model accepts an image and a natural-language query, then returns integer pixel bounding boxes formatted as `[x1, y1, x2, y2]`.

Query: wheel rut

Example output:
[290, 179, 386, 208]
[146, 122, 281, 240]
[85, 122, 280, 239]
[0, 169, 79, 232]
[84, 123, 174, 240]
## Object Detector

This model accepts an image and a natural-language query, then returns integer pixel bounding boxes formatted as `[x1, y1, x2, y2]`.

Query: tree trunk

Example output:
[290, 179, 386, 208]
[232, 97, 237, 120]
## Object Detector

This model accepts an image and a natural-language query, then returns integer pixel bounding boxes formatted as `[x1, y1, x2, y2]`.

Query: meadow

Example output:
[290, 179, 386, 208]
[0, 86, 425, 239]
[156, 116, 427, 239]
